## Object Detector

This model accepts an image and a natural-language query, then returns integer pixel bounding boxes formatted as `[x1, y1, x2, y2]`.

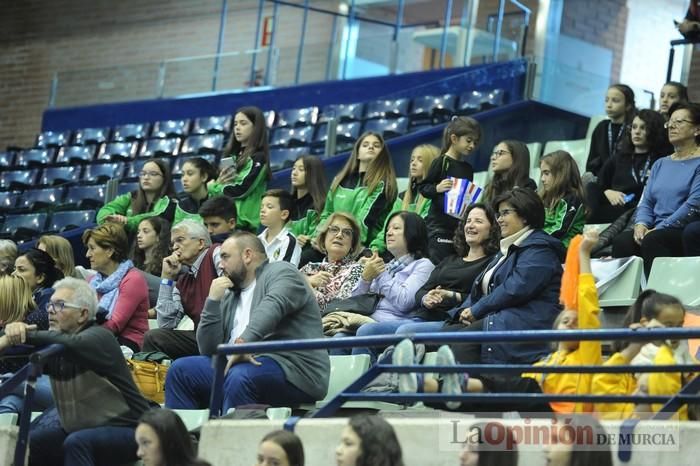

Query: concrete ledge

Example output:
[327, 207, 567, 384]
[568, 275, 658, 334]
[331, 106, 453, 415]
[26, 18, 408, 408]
[199, 416, 700, 466]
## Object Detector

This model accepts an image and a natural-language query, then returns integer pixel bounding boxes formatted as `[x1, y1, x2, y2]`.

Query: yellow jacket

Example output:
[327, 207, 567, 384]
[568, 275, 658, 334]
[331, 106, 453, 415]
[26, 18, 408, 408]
[524, 273, 602, 413]
[593, 341, 696, 420]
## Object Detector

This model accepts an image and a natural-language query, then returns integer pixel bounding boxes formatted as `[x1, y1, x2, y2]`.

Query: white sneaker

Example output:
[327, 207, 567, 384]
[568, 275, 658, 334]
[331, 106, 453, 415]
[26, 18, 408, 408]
[437, 345, 462, 410]
[393, 338, 417, 393]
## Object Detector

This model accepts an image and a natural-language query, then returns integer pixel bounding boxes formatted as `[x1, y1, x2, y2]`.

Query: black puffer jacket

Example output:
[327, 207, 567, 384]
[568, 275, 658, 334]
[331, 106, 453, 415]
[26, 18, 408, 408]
[591, 207, 636, 257]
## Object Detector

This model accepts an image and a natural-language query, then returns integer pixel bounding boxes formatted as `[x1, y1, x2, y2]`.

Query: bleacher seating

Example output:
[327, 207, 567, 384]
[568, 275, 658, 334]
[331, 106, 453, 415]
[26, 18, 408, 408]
[63, 185, 106, 210]
[318, 103, 365, 123]
[275, 107, 319, 128]
[56, 145, 96, 164]
[180, 134, 224, 155]
[15, 148, 55, 167]
[172, 154, 218, 175]
[36, 130, 71, 148]
[191, 115, 230, 135]
[111, 123, 150, 142]
[409, 94, 456, 126]
[138, 137, 182, 157]
[270, 147, 309, 172]
[647, 257, 700, 306]
[39, 166, 82, 186]
[83, 162, 125, 183]
[269, 126, 314, 148]
[97, 142, 139, 161]
[151, 119, 190, 139]
[72, 127, 110, 145]
[363, 117, 410, 140]
[15, 187, 65, 211]
[0, 169, 39, 191]
[364, 98, 410, 120]
[543, 139, 588, 173]
[0, 213, 48, 241]
[47, 210, 96, 233]
[0, 151, 14, 169]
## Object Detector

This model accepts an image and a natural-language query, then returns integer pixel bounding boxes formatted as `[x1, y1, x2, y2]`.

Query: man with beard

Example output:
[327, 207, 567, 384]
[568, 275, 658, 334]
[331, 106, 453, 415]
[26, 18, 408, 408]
[163, 231, 329, 412]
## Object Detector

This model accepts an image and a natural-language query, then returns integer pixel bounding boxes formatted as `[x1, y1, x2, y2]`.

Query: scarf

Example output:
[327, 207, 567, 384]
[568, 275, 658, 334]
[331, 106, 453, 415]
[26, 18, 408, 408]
[385, 254, 413, 277]
[91, 260, 134, 321]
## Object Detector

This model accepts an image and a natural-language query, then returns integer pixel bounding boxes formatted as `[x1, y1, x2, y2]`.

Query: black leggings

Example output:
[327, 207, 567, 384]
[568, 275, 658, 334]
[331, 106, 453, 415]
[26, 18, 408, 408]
[612, 228, 685, 275]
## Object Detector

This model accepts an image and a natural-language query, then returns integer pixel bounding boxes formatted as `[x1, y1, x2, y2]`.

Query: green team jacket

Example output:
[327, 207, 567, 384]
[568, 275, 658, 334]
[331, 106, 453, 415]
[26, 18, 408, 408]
[313, 173, 391, 246]
[96, 194, 175, 232]
[369, 191, 431, 253]
[209, 154, 268, 232]
[543, 194, 586, 248]
[289, 209, 319, 238]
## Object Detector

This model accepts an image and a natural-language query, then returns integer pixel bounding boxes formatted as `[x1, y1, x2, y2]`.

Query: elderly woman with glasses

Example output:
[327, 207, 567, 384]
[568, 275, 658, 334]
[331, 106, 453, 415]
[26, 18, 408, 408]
[97, 159, 177, 233]
[83, 223, 149, 351]
[299, 212, 365, 312]
[612, 102, 700, 275]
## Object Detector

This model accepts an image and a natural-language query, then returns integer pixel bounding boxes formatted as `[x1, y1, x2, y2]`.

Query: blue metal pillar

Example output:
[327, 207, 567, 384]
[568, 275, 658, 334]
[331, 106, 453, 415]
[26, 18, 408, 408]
[212, 0, 228, 92]
[249, 0, 265, 87]
[294, 0, 310, 84]
[439, 0, 454, 69]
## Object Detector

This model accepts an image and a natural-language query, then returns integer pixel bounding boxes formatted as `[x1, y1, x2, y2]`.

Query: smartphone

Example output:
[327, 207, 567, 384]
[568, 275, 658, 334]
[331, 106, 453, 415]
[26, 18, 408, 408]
[220, 157, 235, 170]
[623, 193, 636, 203]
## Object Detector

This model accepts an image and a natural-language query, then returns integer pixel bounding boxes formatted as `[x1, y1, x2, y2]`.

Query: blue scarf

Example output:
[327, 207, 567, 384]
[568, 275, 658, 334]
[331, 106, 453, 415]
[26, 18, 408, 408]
[91, 260, 134, 321]
[385, 254, 413, 277]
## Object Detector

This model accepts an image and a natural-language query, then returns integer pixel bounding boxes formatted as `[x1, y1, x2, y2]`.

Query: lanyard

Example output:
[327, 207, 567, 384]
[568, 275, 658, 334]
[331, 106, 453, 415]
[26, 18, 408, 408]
[631, 156, 651, 185]
[607, 122, 625, 158]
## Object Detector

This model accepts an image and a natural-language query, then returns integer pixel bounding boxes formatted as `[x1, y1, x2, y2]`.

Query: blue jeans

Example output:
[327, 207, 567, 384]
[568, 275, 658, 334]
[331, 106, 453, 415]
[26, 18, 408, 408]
[165, 355, 315, 412]
[348, 319, 442, 361]
[0, 374, 54, 415]
[29, 408, 137, 466]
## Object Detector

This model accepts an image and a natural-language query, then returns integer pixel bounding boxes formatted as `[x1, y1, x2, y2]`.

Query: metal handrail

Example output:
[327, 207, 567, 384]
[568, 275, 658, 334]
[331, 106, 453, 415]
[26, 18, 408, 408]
[0, 344, 64, 466]
[209, 328, 700, 418]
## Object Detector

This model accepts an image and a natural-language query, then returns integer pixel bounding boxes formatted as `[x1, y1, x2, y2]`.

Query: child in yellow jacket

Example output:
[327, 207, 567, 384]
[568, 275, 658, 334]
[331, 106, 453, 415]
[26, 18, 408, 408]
[523, 229, 602, 414]
[591, 290, 696, 420]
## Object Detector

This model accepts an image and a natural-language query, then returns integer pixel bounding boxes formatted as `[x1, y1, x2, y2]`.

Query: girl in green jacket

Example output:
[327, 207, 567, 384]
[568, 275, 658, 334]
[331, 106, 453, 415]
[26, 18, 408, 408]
[290, 155, 328, 248]
[209, 106, 271, 232]
[97, 159, 177, 232]
[370, 143, 439, 253]
[540, 150, 587, 248]
[313, 131, 398, 249]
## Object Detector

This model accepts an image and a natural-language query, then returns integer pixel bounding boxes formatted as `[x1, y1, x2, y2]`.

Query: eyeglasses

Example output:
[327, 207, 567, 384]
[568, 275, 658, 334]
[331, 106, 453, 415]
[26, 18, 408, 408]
[47, 301, 83, 314]
[491, 149, 510, 158]
[171, 236, 197, 247]
[497, 208, 517, 218]
[327, 225, 354, 239]
[139, 171, 163, 178]
[664, 119, 695, 129]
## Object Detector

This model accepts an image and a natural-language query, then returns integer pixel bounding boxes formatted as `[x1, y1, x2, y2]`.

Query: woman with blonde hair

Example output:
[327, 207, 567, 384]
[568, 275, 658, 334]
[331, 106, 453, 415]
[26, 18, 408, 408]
[370, 144, 439, 253]
[37, 235, 77, 278]
[0, 239, 18, 276]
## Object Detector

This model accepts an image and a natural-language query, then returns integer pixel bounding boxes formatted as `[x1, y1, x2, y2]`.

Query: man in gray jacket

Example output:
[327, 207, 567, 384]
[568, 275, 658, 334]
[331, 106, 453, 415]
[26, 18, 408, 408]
[164, 231, 329, 412]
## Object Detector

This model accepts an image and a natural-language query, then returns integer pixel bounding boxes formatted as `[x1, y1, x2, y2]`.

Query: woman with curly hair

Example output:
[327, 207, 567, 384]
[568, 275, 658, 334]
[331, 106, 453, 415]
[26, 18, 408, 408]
[336, 414, 403, 466]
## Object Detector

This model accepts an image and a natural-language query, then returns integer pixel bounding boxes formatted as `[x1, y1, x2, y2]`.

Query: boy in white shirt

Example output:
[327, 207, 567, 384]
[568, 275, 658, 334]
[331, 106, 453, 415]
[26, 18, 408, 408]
[258, 189, 302, 267]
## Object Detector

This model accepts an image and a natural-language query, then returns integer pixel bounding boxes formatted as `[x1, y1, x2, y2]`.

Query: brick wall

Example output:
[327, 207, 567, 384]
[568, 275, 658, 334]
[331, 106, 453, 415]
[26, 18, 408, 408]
[560, 0, 629, 83]
[0, 0, 335, 150]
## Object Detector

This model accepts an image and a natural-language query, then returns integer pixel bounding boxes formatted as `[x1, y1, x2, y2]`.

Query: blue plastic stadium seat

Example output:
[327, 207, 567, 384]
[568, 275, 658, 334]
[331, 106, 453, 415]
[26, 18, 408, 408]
[270, 147, 309, 172]
[318, 103, 365, 123]
[97, 142, 139, 161]
[15, 148, 55, 167]
[191, 115, 231, 135]
[125, 158, 170, 179]
[458, 90, 484, 114]
[111, 123, 150, 142]
[83, 162, 125, 183]
[0, 213, 49, 242]
[410, 94, 456, 125]
[72, 127, 111, 145]
[172, 154, 218, 175]
[15, 187, 65, 211]
[481, 89, 505, 109]
[36, 130, 71, 148]
[47, 210, 96, 233]
[56, 145, 97, 164]
[151, 119, 191, 139]
[263, 110, 276, 128]
[0, 151, 16, 169]
[0, 191, 19, 212]
[40, 166, 82, 186]
[117, 181, 139, 195]
[63, 185, 106, 210]
[270, 126, 314, 148]
[364, 98, 410, 120]
[313, 122, 362, 146]
[180, 134, 224, 155]
[0, 169, 40, 190]
[275, 107, 319, 128]
[139, 138, 182, 157]
[363, 117, 409, 139]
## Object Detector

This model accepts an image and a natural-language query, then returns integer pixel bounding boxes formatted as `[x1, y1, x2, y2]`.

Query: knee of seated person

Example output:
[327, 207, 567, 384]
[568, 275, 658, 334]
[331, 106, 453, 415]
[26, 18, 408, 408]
[63, 431, 90, 451]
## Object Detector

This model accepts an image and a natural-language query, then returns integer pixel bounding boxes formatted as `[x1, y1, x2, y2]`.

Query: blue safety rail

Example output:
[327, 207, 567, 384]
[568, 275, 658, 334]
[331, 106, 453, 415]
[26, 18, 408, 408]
[0, 344, 64, 466]
[209, 328, 700, 420]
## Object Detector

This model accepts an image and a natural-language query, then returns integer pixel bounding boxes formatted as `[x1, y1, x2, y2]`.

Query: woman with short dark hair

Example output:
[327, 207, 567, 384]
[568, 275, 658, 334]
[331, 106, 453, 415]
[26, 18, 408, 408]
[13, 248, 64, 318]
[446, 187, 565, 366]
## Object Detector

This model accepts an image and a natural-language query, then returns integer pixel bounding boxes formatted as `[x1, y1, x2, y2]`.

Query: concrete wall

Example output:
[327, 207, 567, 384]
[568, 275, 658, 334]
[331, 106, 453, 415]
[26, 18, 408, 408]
[198, 417, 698, 466]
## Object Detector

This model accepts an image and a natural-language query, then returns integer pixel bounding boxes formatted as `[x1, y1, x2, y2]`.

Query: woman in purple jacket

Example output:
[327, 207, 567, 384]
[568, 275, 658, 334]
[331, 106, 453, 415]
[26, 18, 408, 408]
[330, 211, 434, 357]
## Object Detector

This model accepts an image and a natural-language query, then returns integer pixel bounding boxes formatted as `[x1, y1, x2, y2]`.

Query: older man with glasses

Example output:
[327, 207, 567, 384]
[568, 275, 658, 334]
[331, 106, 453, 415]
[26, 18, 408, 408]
[142, 219, 225, 360]
[0, 277, 149, 466]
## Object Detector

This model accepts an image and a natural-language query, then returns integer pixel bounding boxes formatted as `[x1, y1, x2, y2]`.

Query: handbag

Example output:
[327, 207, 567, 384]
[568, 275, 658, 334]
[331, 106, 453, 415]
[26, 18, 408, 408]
[322, 292, 384, 317]
[127, 351, 170, 404]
